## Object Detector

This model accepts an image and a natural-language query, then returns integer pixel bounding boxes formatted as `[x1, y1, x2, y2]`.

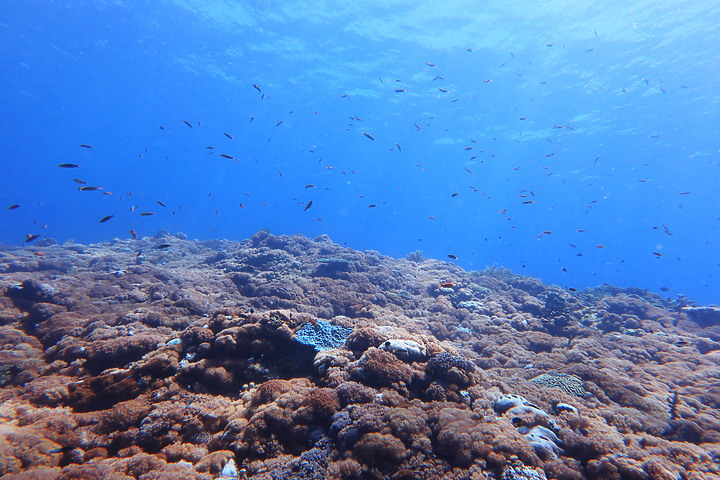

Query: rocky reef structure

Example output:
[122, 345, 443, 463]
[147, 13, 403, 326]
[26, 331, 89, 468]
[0, 231, 718, 479]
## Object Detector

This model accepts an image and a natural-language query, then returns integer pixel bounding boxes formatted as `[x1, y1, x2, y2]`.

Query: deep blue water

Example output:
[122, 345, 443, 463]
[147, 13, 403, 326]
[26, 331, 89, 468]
[1, 1, 719, 304]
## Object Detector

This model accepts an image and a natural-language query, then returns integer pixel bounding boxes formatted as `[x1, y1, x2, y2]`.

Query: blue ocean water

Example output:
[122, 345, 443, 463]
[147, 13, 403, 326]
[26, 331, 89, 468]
[1, 1, 719, 304]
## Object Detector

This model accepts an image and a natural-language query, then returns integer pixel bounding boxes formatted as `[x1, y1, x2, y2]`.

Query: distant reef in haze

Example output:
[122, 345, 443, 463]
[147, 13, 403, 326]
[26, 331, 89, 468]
[0, 232, 718, 479]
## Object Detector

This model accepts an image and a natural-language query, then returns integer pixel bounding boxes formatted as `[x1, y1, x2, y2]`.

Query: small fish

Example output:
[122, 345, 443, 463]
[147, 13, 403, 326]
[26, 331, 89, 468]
[447, 254, 458, 260]
[368, 204, 377, 208]
[577, 228, 586, 232]
[663, 224, 673, 235]
[596, 244, 605, 248]
[679, 191, 692, 195]
[7, 204, 20, 210]
[465, 167, 473, 174]
[395, 143, 402, 152]
[182, 120, 193, 128]
[362, 132, 375, 141]
[224, 132, 233, 139]
[79, 186, 102, 191]
[522, 200, 535, 204]
[24, 234, 40, 243]
[439, 282, 454, 288]
[438, 88, 448, 93]
[99, 215, 114, 223]
[451, 193, 459, 197]
[157, 201, 167, 207]
[275, 120, 283, 127]
[541, 231, 552, 234]
[304, 200, 314, 211]
[72, 178, 87, 184]
[34, 251, 44, 256]
[568, 287, 578, 292]
[394, 89, 406, 93]
[253, 83, 262, 93]
[305, 184, 316, 189]
[652, 251, 664, 257]
[130, 229, 137, 240]
[139, 212, 156, 216]
[206, 146, 215, 149]
[58, 163, 80, 168]
[156, 243, 171, 249]
[79, 144, 93, 148]
[219, 154, 234, 159]
[561, 267, 567, 272]
[660, 286, 670, 292]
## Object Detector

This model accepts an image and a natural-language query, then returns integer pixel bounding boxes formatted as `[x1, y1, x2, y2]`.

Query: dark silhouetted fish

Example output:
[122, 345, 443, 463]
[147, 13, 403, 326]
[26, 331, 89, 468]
[99, 215, 114, 223]
[304, 200, 313, 211]
[59, 163, 80, 168]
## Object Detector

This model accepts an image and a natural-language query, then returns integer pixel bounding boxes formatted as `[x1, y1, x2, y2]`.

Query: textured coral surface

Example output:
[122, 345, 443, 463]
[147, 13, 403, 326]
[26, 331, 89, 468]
[0, 232, 718, 479]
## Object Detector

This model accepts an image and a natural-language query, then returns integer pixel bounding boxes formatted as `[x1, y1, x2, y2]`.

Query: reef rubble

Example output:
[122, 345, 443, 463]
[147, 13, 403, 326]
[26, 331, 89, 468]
[0, 231, 718, 479]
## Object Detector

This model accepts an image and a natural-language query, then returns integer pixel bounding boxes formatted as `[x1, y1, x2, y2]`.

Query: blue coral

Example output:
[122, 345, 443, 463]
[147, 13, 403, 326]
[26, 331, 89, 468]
[295, 321, 353, 351]
[493, 394, 564, 459]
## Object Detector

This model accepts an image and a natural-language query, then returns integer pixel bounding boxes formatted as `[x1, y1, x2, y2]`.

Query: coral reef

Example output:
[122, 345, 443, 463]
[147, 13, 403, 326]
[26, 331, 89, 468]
[0, 232, 718, 479]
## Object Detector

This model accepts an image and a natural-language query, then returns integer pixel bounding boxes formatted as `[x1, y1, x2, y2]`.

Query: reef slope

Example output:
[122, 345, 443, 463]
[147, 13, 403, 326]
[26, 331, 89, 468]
[0, 232, 718, 479]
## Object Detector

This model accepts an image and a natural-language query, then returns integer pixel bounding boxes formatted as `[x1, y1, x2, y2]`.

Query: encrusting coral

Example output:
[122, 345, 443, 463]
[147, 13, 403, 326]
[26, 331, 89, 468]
[0, 231, 718, 479]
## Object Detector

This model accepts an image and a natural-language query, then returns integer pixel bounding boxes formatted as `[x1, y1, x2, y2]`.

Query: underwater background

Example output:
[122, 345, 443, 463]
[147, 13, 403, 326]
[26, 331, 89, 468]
[1, 0, 720, 304]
